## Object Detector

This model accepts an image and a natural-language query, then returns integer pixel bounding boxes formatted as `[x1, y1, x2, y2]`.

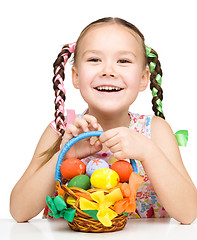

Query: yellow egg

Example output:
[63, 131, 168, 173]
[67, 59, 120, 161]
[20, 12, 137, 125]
[90, 168, 119, 189]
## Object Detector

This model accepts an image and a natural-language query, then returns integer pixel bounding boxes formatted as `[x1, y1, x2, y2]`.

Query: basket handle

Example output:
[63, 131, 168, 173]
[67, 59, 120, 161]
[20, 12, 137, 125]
[55, 131, 137, 183]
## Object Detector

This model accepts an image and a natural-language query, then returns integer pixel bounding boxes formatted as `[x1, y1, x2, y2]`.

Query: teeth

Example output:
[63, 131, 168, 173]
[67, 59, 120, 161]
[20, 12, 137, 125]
[97, 86, 121, 91]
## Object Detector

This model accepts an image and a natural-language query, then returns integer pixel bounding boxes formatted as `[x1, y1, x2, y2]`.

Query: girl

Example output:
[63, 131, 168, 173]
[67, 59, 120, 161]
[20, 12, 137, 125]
[10, 17, 197, 224]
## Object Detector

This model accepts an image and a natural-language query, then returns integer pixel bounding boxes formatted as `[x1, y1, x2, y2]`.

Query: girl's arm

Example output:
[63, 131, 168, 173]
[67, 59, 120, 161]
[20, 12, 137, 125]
[100, 117, 197, 224]
[142, 116, 197, 224]
[10, 115, 102, 222]
[10, 124, 60, 222]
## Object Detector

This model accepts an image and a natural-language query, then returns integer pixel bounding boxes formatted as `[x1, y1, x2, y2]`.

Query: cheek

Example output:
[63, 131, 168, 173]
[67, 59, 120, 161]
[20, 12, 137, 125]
[78, 67, 98, 87]
[123, 70, 142, 89]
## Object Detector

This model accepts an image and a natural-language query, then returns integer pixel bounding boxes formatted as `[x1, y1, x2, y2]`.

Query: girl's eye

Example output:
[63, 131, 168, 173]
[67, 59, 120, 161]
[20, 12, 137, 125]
[88, 58, 101, 62]
[118, 59, 131, 64]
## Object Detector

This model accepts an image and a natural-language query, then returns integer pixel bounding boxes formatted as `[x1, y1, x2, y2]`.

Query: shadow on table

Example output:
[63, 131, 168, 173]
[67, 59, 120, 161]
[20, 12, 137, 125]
[10, 221, 46, 240]
[46, 218, 143, 240]
[166, 222, 197, 240]
[10, 218, 197, 240]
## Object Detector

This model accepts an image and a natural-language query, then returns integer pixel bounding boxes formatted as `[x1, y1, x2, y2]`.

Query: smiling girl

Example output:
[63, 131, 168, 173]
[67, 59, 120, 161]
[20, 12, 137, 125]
[10, 17, 197, 224]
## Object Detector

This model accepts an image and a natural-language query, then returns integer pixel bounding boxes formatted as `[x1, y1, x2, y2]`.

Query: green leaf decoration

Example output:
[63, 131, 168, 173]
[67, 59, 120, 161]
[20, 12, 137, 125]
[83, 210, 99, 220]
[46, 195, 76, 222]
[122, 212, 129, 216]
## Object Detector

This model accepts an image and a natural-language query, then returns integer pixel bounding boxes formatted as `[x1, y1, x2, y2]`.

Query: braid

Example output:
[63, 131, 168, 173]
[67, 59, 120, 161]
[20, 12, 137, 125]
[146, 46, 165, 119]
[52, 43, 76, 136]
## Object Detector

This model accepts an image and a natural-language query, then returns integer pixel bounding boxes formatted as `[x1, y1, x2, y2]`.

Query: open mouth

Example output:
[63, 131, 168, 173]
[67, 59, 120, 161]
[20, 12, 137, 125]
[95, 86, 123, 92]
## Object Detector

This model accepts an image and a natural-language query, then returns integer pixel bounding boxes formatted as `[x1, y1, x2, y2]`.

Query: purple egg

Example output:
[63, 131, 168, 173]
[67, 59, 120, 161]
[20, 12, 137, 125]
[86, 158, 109, 177]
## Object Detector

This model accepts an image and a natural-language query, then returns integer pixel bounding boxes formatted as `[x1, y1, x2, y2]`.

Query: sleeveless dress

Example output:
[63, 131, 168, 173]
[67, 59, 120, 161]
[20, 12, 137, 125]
[43, 111, 170, 219]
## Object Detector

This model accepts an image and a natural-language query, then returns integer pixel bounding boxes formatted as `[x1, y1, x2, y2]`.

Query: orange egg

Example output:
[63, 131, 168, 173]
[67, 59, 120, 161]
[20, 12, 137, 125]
[60, 158, 86, 180]
[111, 160, 133, 182]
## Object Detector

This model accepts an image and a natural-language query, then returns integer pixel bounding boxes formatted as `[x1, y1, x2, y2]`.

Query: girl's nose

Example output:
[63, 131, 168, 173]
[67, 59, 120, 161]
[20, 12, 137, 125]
[101, 72, 117, 78]
[100, 63, 118, 78]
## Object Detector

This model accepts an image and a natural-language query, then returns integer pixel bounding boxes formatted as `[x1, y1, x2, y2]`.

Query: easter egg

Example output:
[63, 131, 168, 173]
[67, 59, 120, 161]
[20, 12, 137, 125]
[60, 158, 86, 180]
[90, 168, 119, 189]
[67, 175, 91, 190]
[86, 158, 109, 177]
[111, 160, 133, 182]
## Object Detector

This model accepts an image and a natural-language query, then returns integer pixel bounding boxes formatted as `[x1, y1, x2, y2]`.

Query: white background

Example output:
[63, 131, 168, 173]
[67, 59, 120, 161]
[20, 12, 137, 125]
[0, 0, 196, 219]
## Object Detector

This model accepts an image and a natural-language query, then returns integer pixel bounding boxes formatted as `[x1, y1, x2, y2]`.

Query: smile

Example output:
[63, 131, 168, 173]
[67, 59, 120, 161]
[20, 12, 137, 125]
[95, 86, 123, 92]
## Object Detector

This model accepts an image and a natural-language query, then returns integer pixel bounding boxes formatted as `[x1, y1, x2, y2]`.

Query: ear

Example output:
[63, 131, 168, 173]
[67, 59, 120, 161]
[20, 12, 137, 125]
[72, 66, 80, 89]
[139, 67, 150, 92]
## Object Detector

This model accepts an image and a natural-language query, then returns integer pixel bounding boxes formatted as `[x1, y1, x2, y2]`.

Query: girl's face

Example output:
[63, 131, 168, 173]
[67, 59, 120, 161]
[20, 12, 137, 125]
[72, 24, 149, 115]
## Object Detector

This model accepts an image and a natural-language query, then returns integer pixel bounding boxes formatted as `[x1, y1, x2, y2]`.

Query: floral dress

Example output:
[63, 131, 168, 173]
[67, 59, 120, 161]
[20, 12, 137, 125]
[43, 111, 170, 219]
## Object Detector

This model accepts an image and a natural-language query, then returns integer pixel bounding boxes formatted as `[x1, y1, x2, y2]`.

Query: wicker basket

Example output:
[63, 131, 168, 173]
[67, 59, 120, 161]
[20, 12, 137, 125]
[60, 184, 128, 232]
[53, 131, 136, 233]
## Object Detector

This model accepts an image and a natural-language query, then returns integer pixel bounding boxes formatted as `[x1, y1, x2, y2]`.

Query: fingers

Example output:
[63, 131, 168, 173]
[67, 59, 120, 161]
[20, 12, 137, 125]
[101, 132, 119, 147]
[102, 135, 121, 154]
[81, 114, 103, 131]
[62, 115, 103, 155]
[61, 124, 76, 149]
[107, 142, 121, 153]
[74, 115, 98, 131]
[65, 114, 103, 137]
[99, 128, 119, 144]
[90, 139, 102, 152]
[65, 124, 79, 137]
[99, 128, 126, 159]
[73, 117, 89, 133]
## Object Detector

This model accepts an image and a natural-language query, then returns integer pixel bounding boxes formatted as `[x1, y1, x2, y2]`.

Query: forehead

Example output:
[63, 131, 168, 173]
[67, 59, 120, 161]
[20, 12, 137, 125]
[78, 23, 143, 56]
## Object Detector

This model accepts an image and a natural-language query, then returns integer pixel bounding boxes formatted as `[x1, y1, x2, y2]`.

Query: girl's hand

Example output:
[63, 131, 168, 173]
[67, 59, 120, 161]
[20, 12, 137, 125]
[61, 115, 103, 160]
[99, 127, 152, 161]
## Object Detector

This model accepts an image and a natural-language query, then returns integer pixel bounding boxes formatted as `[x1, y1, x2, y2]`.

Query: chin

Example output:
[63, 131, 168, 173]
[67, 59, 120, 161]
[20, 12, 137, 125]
[93, 105, 128, 116]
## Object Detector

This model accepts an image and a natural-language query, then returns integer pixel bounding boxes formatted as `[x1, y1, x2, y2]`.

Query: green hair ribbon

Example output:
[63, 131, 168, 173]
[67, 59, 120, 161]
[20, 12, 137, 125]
[175, 130, 189, 147]
[146, 46, 188, 147]
[145, 45, 157, 58]
[146, 45, 163, 116]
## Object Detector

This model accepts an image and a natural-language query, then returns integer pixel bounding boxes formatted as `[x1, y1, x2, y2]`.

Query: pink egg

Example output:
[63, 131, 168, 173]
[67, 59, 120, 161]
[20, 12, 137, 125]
[86, 158, 109, 177]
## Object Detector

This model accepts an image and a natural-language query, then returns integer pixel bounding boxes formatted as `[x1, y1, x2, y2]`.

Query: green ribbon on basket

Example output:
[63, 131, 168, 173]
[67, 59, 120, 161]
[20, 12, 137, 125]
[83, 210, 99, 220]
[175, 130, 189, 147]
[46, 195, 76, 222]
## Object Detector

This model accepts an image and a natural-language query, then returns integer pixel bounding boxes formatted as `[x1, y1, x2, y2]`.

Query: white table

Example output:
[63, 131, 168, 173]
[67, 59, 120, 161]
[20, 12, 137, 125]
[1, 218, 197, 240]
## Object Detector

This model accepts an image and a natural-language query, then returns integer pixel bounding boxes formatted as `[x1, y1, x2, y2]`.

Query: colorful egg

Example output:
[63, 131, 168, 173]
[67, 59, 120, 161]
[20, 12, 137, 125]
[90, 168, 119, 189]
[111, 160, 133, 182]
[60, 158, 86, 180]
[67, 175, 91, 190]
[86, 158, 109, 177]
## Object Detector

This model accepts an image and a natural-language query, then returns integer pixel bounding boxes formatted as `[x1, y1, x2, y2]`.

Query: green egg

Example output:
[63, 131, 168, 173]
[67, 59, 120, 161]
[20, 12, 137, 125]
[67, 175, 91, 190]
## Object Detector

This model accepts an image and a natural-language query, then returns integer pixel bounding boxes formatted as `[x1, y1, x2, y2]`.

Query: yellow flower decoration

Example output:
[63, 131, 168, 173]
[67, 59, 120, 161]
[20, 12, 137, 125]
[79, 188, 123, 227]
